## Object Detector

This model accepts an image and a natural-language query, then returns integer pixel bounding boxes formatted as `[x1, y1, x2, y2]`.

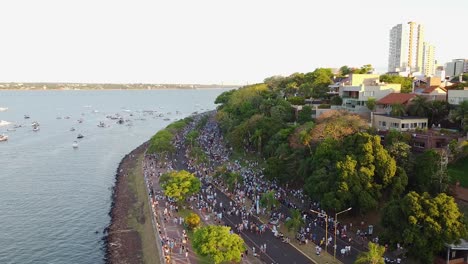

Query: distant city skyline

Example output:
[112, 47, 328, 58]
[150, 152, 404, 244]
[0, 0, 467, 85]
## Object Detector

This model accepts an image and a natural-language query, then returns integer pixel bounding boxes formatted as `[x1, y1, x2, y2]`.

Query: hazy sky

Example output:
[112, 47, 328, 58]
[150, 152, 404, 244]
[0, 0, 466, 84]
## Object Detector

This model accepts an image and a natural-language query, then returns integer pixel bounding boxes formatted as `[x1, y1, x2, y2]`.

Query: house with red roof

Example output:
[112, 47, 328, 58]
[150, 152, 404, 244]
[372, 93, 428, 132]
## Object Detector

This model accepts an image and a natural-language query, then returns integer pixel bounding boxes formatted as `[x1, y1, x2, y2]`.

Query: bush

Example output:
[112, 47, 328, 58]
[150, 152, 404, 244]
[317, 104, 331, 109]
[185, 213, 201, 230]
[287, 96, 305, 105]
[330, 96, 343, 105]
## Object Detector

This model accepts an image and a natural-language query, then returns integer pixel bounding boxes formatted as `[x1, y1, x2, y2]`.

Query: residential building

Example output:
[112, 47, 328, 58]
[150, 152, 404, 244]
[434, 65, 445, 81]
[446, 59, 468, 78]
[338, 74, 401, 113]
[388, 22, 425, 73]
[375, 93, 417, 114]
[447, 89, 468, 105]
[422, 42, 435, 76]
[373, 113, 428, 132]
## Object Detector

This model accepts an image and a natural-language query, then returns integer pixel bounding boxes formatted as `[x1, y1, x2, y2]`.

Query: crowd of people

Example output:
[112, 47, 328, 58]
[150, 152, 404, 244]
[141, 112, 406, 263]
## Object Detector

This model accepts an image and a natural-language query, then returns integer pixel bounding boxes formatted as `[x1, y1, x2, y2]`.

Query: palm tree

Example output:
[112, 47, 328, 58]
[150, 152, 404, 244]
[408, 95, 428, 117]
[354, 242, 385, 264]
[390, 103, 406, 117]
[450, 100, 468, 132]
[285, 208, 304, 232]
[427, 100, 449, 126]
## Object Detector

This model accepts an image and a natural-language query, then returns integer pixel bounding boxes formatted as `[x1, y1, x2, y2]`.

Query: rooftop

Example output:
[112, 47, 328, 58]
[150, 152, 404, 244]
[377, 93, 417, 105]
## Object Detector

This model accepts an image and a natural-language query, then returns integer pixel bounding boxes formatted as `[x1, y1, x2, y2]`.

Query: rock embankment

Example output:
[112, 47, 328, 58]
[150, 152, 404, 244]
[104, 142, 149, 264]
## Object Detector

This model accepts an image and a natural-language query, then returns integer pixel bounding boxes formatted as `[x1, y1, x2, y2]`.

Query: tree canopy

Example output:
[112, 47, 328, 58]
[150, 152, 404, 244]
[379, 75, 413, 93]
[306, 132, 397, 212]
[193, 225, 245, 264]
[160, 170, 201, 202]
[354, 242, 385, 264]
[382, 192, 467, 263]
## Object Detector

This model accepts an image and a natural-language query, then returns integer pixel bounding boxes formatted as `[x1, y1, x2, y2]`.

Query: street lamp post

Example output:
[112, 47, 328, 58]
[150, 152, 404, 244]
[310, 209, 328, 252]
[334, 207, 352, 259]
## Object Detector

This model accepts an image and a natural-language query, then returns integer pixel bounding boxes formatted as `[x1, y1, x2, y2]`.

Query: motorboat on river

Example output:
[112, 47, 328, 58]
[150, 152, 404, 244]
[0, 134, 8, 142]
[72, 141, 78, 148]
[32, 121, 40, 132]
[97, 121, 106, 128]
[77, 134, 84, 139]
[0, 120, 11, 126]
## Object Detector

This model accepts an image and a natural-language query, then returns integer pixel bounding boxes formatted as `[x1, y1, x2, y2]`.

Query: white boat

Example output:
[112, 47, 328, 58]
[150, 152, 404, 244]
[0, 120, 11, 126]
[0, 107, 8, 112]
[0, 134, 8, 142]
[33, 126, 40, 132]
[72, 141, 78, 148]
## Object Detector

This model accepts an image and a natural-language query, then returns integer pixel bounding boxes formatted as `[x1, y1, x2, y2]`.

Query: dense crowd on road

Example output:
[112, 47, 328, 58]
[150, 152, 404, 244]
[142, 112, 405, 264]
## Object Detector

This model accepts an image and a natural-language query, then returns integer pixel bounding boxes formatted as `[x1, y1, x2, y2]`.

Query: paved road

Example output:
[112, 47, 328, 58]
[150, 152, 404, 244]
[173, 151, 314, 264]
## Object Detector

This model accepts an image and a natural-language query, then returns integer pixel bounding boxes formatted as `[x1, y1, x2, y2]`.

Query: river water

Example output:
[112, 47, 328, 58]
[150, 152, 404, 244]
[0, 89, 229, 264]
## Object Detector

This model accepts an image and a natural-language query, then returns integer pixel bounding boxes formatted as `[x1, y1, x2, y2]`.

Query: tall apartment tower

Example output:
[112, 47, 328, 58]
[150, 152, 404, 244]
[388, 22, 425, 74]
[422, 42, 435, 76]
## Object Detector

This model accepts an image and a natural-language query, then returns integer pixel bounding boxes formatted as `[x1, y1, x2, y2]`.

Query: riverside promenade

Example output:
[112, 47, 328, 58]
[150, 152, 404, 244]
[144, 153, 264, 264]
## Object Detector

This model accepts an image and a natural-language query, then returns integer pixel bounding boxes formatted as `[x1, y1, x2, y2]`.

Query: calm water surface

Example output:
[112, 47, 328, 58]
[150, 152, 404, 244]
[0, 89, 229, 264]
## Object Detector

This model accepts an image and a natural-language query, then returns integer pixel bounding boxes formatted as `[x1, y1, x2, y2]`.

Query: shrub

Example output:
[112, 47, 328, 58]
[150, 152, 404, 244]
[185, 213, 201, 230]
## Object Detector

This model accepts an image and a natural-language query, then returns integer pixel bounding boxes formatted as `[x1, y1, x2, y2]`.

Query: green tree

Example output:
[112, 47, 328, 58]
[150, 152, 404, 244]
[450, 100, 468, 132]
[386, 141, 411, 170]
[390, 103, 406, 117]
[160, 170, 201, 203]
[223, 172, 243, 192]
[147, 129, 175, 155]
[287, 96, 305, 105]
[330, 96, 343, 106]
[355, 64, 373, 74]
[366, 97, 377, 112]
[339, 65, 352, 76]
[412, 149, 449, 194]
[382, 192, 467, 263]
[193, 225, 245, 264]
[306, 133, 396, 212]
[297, 105, 313, 124]
[408, 95, 428, 117]
[214, 89, 236, 105]
[385, 129, 410, 145]
[379, 75, 413, 93]
[185, 213, 201, 230]
[285, 209, 305, 232]
[185, 130, 200, 148]
[309, 68, 333, 98]
[354, 242, 385, 264]
[260, 190, 279, 212]
[426, 100, 449, 127]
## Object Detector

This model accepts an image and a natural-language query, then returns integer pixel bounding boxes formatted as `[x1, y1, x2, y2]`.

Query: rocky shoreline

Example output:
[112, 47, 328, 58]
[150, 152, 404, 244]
[103, 141, 150, 264]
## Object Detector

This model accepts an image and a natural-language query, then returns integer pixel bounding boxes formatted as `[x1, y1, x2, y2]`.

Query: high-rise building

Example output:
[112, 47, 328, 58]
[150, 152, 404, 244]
[422, 42, 435, 76]
[446, 59, 468, 78]
[388, 22, 425, 74]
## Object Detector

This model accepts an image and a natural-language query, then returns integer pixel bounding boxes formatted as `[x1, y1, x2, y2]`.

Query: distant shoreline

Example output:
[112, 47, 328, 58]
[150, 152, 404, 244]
[0, 83, 240, 91]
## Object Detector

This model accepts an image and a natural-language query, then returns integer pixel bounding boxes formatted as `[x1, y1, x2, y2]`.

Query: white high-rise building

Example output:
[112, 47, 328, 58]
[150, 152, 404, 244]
[388, 22, 425, 74]
[422, 42, 435, 76]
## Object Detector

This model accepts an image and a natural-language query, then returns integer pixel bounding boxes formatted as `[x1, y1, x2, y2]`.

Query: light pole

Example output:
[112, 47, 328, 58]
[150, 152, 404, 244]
[310, 209, 328, 252]
[334, 207, 352, 259]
